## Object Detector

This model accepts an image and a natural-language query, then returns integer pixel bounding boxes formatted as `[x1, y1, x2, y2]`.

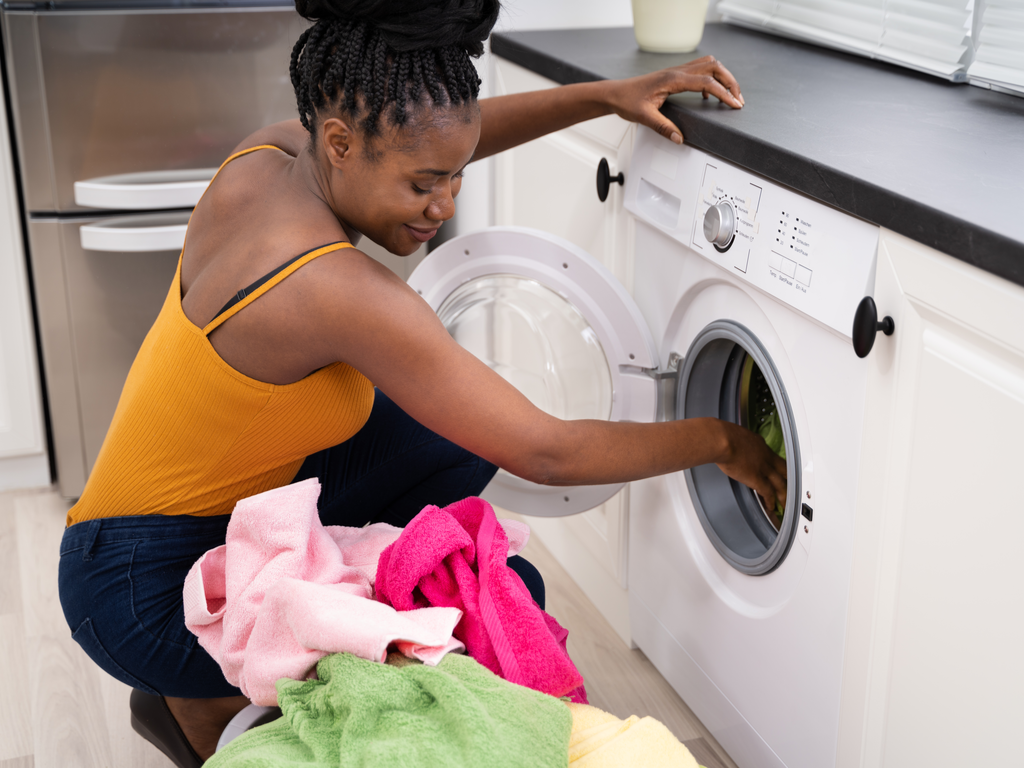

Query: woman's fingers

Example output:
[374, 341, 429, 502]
[770, 454, 788, 509]
[642, 104, 684, 144]
[706, 58, 743, 105]
[715, 423, 787, 512]
[680, 72, 742, 108]
[683, 56, 743, 104]
[607, 55, 744, 145]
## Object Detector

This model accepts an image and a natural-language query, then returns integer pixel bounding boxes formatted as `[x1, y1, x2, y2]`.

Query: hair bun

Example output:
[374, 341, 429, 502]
[294, 0, 500, 56]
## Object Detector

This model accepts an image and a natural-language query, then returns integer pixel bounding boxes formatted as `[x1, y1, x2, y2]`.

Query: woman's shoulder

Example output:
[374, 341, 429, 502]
[231, 120, 309, 158]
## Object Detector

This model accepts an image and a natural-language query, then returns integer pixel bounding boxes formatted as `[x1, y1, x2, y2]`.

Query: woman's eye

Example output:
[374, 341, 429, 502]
[412, 184, 430, 195]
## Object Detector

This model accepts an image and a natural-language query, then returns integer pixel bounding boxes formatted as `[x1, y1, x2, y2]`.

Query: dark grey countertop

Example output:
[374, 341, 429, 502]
[491, 24, 1024, 288]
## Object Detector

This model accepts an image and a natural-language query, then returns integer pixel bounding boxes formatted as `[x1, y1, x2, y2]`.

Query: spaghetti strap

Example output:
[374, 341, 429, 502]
[208, 144, 283, 186]
[202, 241, 355, 336]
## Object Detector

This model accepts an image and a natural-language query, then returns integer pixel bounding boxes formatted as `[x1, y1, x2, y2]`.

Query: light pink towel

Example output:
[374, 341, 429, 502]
[375, 496, 588, 703]
[183, 479, 531, 705]
[183, 479, 457, 704]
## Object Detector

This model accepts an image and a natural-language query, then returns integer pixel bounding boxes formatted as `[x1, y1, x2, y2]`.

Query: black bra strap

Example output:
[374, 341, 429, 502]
[210, 242, 346, 326]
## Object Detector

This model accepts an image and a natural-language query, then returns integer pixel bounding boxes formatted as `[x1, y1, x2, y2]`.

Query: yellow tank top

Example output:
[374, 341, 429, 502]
[67, 146, 374, 526]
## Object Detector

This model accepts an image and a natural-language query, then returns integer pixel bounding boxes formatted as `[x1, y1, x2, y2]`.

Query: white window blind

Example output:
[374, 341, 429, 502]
[969, 0, 1024, 94]
[718, 0, 974, 80]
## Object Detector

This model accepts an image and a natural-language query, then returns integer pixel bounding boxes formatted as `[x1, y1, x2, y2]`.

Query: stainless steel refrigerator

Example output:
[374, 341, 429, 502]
[1, 3, 309, 497]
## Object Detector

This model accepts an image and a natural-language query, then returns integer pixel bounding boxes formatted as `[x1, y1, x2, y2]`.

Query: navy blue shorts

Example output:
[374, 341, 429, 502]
[59, 389, 544, 698]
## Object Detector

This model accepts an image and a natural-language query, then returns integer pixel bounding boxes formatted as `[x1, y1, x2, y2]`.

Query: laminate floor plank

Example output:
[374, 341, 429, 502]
[15, 493, 71, 641]
[28, 634, 113, 768]
[0, 494, 23, 616]
[0, 616, 33, 761]
[0, 756, 35, 768]
[97, 674, 172, 768]
[684, 737, 730, 768]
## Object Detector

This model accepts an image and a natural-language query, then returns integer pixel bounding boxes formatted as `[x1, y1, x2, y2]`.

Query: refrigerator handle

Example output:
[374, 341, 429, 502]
[74, 169, 218, 210]
[79, 215, 191, 253]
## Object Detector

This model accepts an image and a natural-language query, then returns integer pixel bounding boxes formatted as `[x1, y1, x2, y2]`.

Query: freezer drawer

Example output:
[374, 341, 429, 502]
[28, 213, 185, 498]
[3, 6, 308, 212]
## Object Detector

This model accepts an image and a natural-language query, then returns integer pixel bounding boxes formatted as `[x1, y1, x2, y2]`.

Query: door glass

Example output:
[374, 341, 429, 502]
[437, 274, 612, 421]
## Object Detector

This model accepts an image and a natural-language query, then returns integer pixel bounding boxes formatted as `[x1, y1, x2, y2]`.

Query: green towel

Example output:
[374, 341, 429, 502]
[206, 652, 573, 768]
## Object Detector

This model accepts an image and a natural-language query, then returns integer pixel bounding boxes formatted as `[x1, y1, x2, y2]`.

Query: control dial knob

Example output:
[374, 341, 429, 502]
[703, 201, 736, 248]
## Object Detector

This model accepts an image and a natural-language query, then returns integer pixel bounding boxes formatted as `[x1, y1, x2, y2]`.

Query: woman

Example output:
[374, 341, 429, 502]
[58, 0, 780, 764]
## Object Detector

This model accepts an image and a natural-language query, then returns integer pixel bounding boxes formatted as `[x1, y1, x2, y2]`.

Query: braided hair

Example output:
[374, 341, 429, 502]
[290, 0, 500, 142]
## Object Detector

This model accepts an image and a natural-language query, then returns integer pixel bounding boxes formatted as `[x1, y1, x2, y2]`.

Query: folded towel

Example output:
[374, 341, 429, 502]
[375, 496, 587, 702]
[205, 652, 573, 768]
[184, 479, 478, 704]
[567, 703, 700, 767]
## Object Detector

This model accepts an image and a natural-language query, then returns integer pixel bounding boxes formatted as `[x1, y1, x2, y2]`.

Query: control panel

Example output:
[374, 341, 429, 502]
[624, 127, 880, 337]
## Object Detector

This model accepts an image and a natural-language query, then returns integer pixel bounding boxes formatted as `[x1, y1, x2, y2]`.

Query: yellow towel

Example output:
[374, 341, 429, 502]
[567, 703, 701, 767]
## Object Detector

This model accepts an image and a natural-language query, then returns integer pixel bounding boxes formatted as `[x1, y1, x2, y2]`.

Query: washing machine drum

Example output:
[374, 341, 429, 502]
[679, 321, 802, 575]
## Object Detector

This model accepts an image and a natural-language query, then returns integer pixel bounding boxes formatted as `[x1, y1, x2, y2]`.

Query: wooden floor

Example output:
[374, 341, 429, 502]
[0, 487, 736, 768]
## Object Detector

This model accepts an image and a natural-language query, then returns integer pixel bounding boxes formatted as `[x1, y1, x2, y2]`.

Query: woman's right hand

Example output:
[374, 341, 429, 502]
[714, 421, 788, 511]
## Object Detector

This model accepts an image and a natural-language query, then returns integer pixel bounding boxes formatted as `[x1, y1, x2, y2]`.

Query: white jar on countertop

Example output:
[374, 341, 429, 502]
[631, 0, 709, 53]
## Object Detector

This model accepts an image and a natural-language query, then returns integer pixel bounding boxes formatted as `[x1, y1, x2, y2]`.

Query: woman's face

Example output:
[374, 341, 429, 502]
[320, 103, 481, 256]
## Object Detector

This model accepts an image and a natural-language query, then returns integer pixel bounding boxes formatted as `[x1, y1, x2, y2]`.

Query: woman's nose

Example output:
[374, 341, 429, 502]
[427, 188, 455, 223]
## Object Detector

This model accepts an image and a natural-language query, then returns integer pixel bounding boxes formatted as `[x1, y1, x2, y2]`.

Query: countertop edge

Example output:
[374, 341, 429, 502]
[490, 33, 1024, 289]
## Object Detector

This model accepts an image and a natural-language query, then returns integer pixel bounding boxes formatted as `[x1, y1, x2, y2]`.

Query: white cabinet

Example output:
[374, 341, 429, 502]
[839, 229, 1024, 767]
[0, 78, 49, 491]
[492, 58, 637, 644]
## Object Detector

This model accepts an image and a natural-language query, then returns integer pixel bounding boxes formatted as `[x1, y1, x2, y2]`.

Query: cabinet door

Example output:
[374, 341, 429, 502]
[0, 76, 48, 490]
[838, 230, 1024, 768]
[492, 58, 637, 643]
[493, 59, 635, 288]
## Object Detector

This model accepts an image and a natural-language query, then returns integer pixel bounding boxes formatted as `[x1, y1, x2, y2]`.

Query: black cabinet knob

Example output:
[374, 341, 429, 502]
[596, 157, 624, 202]
[852, 296, 895, 358]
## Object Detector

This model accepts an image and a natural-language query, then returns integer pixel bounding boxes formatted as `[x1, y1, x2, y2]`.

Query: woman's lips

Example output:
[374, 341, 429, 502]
[404, 225, 438, 243]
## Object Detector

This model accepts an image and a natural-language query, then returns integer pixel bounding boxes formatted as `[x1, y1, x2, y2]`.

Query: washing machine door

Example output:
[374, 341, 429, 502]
[408, 226, 659, 517]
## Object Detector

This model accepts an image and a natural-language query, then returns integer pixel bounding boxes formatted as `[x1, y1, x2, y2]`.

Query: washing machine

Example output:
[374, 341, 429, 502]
[624, 126, 881, 768]
[407, 126, 881, 768]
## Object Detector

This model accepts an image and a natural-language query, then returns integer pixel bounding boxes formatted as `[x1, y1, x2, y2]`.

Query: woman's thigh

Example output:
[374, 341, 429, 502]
[292, 388, 498, 528]
[58, 514, 241, 699]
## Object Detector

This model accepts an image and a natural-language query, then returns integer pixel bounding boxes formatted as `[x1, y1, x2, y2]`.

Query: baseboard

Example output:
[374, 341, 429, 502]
[0, 452, 50, 492]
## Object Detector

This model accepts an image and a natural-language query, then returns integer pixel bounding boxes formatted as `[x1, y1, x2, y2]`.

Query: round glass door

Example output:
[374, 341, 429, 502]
[437, 275, 613, 422]
[678, 320, 801, 574]
[408, 227, 659, 517]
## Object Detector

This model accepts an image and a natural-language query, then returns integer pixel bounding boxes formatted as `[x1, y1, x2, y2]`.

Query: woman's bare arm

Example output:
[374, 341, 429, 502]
[233, 57, 742, 161]
[310, 250, 787, 510]
[473, 56, 744, 161]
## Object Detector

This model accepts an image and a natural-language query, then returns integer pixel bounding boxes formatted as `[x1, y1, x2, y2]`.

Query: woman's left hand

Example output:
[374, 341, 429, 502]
[604, 56, 744, 145]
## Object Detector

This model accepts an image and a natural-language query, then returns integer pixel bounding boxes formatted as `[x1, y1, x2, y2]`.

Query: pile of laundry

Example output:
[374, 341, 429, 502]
[183, 478, 702, 767]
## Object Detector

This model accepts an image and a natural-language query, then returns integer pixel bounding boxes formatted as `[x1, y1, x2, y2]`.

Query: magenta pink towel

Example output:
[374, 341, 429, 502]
[375, 496, 587, 703]
[182, 479, 465, 705]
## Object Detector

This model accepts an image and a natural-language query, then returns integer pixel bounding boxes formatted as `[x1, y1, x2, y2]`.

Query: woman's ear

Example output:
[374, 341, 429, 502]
[321, 117, 357, 169]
